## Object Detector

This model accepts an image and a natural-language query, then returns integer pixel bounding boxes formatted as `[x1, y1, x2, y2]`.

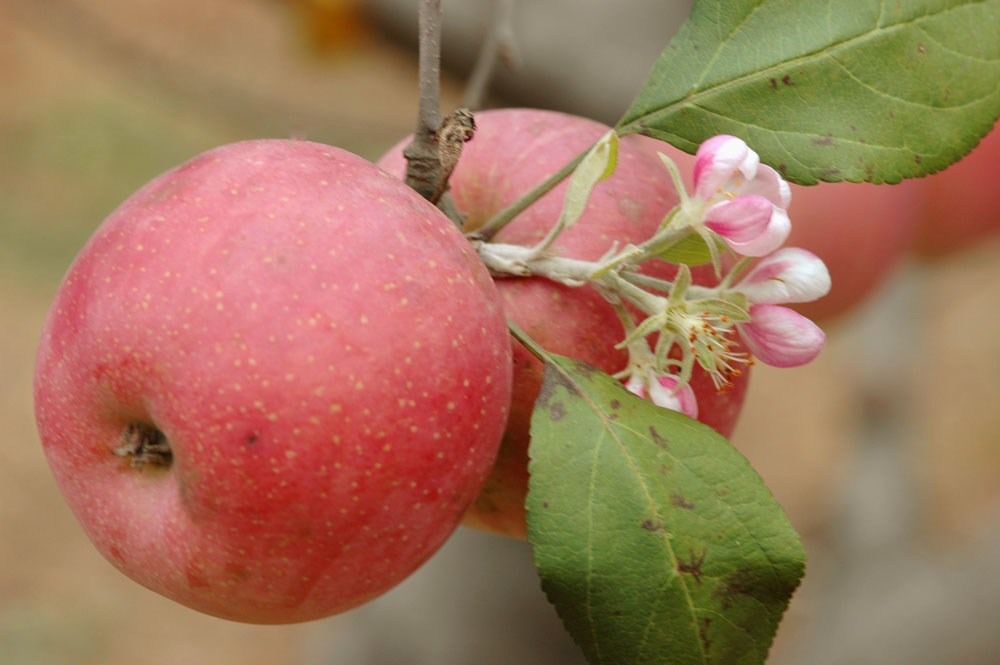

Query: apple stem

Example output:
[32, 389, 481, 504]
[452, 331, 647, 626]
[469, 147, 590, 241]
[506, 319, 549, 363]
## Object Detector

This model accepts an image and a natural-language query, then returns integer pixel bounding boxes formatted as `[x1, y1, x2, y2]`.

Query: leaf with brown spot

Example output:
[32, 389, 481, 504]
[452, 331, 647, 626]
[527, 353, 804, 665]
[619, 0, 1000, 185]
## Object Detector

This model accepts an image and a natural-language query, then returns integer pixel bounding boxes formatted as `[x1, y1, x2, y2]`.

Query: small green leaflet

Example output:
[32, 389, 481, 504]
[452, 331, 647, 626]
[656, 233, 719, 266]
[526, 354, 804, 665]
[559, 130, 620, 232]
[618, 0, 1000, 185]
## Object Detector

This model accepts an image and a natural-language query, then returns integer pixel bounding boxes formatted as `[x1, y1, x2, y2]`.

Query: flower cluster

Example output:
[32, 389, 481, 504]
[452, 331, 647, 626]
[625, 135, 830, 416]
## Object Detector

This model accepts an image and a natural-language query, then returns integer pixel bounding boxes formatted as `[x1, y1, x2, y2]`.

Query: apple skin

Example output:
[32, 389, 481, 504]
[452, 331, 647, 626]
[911, 124, 1000, 256]
[379, 109, 750, 538]
[33, 139, 513, 623]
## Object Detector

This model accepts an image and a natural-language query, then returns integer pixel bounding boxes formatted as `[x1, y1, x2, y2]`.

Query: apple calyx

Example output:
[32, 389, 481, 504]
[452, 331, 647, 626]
[113, 422, 172, 469]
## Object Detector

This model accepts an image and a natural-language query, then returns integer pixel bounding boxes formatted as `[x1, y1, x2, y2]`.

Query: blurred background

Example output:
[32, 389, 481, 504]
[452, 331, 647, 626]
[2, 1, 999, 663]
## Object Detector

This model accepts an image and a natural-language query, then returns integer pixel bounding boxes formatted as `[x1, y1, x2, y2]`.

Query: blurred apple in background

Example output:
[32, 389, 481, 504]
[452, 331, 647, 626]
[911, 124, 1000, 257]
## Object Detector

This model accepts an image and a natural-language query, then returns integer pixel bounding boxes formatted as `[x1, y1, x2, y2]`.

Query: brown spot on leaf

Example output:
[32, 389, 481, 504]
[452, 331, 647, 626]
[568, 358, 602, 381]
[699, 618, 713, 653]
[641, 519, 665, 532]
[609, 399, 621, 410]
[649, 426, 669, 451]
[769, 78, 778, 90]
[915, 154, 922, 164]
[781, 75, 793, 86]
[677, 549, 707, 585]
[535, 366, 578, 410]
[549, 402, 566, 421]
[671, 493, 695, 510]
[812, 136, 834, 146]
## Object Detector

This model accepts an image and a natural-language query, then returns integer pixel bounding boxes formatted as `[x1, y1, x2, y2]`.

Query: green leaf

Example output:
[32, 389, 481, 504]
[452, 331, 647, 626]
[560, 130, 620, 231]
[656, 233, 717, 266]
[618, 0, 1000, 184]
[527, 354, 805, 665]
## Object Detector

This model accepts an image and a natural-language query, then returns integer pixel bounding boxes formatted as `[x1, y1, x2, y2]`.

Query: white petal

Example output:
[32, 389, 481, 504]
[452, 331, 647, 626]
[738, 164, 792, 208]
[624, 375, 646, 399]
[648, 375, 699, 419]
[693, 135, 759, 201]
[738, 247, 832, 304]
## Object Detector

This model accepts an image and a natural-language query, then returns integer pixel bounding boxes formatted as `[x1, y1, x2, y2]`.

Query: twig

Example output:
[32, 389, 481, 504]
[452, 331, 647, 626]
[403, 0, 446, 203]
[403, 0, 475, 227]
[462, 0, 519, 110]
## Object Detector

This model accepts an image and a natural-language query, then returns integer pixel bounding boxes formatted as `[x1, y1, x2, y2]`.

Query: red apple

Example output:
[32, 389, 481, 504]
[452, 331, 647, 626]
[379, 109, 750, 538]
[911, 124, 1000, 256]
[33, 139, 513, 623]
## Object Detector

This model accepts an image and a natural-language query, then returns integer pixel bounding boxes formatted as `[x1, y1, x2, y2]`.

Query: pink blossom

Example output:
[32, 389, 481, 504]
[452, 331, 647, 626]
[738, 304, 825, 368]
[737, 247, 831, 304]
[689, 135, 791, 256]
[693, 135, 760, 201]
[625, 373, 699, 419]
[703, 197, 790, 256]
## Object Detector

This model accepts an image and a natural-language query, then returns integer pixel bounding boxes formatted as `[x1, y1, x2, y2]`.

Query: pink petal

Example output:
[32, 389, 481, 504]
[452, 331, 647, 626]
[739, 247, 832, 304]
[738, 164, 792, 208]
[729, 205, 790, 257]
[648, 375, 699, 419]
[738, 304, 825, 367]
[703, 195, 789, 256]
[703, 195, 772, 242]
[693, 135, 759, 201]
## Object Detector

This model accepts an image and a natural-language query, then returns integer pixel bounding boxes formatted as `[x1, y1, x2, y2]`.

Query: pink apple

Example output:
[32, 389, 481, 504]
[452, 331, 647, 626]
[33, 139, 513, 623]
[911, 124, 1000, 256]
[379, 109, 750, 538]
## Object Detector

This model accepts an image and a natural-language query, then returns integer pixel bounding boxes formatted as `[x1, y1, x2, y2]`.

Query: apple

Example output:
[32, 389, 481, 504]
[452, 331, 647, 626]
[379, 109, 750, 538]
[911, 124, 1000, 256]
[33, 139, 513, 623]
